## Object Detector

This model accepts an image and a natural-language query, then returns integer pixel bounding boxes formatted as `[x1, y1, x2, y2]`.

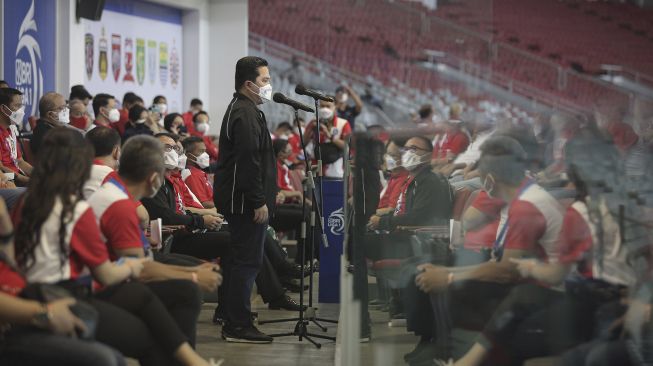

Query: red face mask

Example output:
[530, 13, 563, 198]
[70, 115, 89, 130]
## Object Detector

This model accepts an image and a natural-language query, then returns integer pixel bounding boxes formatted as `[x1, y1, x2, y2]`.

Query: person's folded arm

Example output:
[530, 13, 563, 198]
[141, 191, 195, 227]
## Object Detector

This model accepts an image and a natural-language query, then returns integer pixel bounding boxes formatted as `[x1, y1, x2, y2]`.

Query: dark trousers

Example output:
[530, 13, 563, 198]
[145, 280, 202, 347]
[170, 230, 231, 260]
[91, 282, 189, 366]
[0, 332, 126, 366]
[223, 213, 268, 327]
[561, 340, 633, 366]
[429, 280, 514, 358]
[270, 203, 313, 263]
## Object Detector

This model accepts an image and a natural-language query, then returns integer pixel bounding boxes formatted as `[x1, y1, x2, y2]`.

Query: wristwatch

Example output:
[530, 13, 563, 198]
[31, 303, 52, 329]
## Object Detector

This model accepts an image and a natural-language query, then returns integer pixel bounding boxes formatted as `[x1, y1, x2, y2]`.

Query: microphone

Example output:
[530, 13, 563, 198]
[272, 93, 315, 113]
[295, 85, 335, 102]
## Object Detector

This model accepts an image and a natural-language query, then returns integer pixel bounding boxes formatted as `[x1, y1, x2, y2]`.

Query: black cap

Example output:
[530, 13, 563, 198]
[70, 85, 93, 100]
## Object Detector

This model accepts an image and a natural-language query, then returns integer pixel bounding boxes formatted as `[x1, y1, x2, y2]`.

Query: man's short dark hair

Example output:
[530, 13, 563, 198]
[190, 98, 202, 107]
[388, 137, 408, 148]
[155, 132, 179, 142]
[86, 126, 121, 157]
[122, 92, 140, 107]
[119, 135, 165, 183]
[153, 95, 166, 104]
[92, 93, 114, 117]
[235, 56, 268, 91]
[182, 136, 204, 154]
[478, 135, 527, 185]
[69, 85, 93, 101]
[276, 122, 292, 131]
[273, 138, 289, 156]
[128, 105, 147, 122]
[0, 88, 23, 107]
[193, 111, 208, 123]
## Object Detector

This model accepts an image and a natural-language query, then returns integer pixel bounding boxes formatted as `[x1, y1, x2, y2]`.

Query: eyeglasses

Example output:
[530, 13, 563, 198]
[163, 144, 181, 153]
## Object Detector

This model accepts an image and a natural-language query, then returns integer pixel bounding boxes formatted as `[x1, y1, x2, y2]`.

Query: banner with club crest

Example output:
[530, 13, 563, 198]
[81, 0, 183, 113]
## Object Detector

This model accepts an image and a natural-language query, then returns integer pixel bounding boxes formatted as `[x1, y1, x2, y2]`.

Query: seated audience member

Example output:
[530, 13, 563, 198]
[439, 118, 495, 179]
[13, 128, 213, 366]
[452, 125, 646, 366]
[183, 136, 214, 208]
[69, 99, 92, 131]
[32, 92, 71, 156]
[431, 119, 470, 169]
[170, 136, 212, 213]
[182, 98, 203, 135]
[413, 135, 564, 362]
[375, 138, 409, 215]
[115, 92, 144, 136]
[92, 93, 121, 128]
[0, 198, 126, 366]
[368, 136, 453, 234]
[335, 84, 363, 130]
[192, 111, 219, 162]
[149, 95, 168, 130]
[88, 135, 221, 346]
[122, 104, 154, 143]
[272, 139, 303, 203]
[69, 85, 93, 110]
[142, 134, 303, 315]
[164, 113, 189, 137]
[304, 98, 352, 178]
[83, 127, 121, 199]
[0, 88, 32, 185]
[273, 122, 293, 140]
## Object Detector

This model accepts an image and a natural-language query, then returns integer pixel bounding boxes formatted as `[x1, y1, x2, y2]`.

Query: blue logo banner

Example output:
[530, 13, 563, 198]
[3, 0, 56, 125]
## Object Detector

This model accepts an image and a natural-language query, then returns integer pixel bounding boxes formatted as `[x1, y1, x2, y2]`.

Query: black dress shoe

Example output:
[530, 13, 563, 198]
[222, 325, 273, 344]
[268, 295, 308, 311]
[280, 262, 312, 278]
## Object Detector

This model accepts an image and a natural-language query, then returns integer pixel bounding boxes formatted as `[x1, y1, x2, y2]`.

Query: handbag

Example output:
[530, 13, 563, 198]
[19, 282, 98, 340]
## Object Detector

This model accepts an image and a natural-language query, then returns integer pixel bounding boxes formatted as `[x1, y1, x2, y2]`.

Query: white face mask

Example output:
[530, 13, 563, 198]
[156, 103, 168, 115]
[339, 93, 349, 103]
[177, 154, 187, 170]
[319, 107, 334, 121]
[157, 117, 165, 127]
[193, 152, 210, 169]
[250, 82, 272, 104]
[401, 150, 428, 171]
[106, 108, 120, 123]
[136, 118, 147, 124]
[196, 122, 210, 135]
[384, 154, 398, 171]
[57, 107, 70, 124]
[3, 105, 25, 125]
[164, 150, 179, 169]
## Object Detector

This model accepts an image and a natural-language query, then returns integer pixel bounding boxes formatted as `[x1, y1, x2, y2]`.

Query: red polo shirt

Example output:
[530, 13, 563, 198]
[184, 165, 213, 203]
[463, 190, 505, 250]
[0, 124, 21, 173]
[112, 109, 129, 137]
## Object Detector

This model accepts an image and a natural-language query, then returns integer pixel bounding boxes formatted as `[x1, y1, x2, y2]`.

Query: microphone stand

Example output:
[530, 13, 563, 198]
[258, 106, 336, 349]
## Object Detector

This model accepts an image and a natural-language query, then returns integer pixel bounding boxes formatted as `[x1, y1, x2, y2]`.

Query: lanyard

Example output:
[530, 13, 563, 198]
[491, 180, 534, 262]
